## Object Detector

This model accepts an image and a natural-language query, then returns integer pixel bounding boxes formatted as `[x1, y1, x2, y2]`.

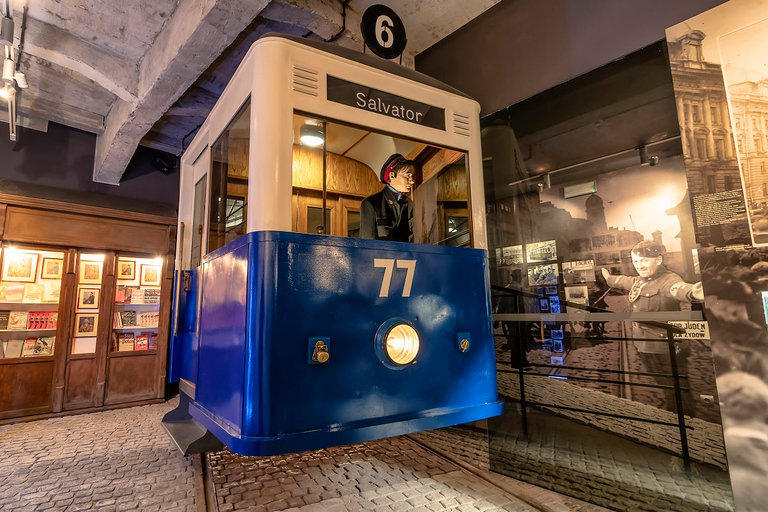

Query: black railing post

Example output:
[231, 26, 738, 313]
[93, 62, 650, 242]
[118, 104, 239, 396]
[666, 328, 691, 470]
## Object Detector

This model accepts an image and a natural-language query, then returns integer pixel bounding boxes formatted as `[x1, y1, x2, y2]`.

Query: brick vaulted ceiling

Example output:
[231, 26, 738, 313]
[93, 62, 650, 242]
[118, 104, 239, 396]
[1, 0, 499, 184]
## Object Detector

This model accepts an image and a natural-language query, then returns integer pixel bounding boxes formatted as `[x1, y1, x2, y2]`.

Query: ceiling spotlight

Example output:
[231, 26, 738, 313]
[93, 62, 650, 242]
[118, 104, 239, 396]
[0, 16, 13, 46]
[2, 55, 13, 83]
[638, 145, 660, 167]
[13, 71, 25, 88]
[0, 84, 11, 98]
[300, 123, 324, 147]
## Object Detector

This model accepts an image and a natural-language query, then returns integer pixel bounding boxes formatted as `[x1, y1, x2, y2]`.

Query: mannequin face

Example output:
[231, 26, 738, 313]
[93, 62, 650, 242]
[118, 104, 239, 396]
[389, 166, 414, 193]
[631, 252, 663, 278]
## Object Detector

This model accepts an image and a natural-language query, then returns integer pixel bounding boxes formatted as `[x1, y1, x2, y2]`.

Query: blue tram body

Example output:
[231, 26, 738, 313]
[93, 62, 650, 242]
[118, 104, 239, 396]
[164, 33, 502, 456]
[170, 232, 501, 456]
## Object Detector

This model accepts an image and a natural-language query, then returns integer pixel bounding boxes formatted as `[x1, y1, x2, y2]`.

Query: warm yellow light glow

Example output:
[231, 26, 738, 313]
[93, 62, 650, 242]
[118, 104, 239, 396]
[81, 253, 105, 262]
[384, 323, 420, 365]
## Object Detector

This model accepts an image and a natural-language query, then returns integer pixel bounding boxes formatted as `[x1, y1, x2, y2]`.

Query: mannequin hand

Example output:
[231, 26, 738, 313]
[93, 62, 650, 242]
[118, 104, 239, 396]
[601, 268, 610, 280]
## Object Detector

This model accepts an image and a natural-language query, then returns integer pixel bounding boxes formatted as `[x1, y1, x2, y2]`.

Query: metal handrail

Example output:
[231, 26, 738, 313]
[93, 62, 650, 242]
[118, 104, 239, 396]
[492, 284, 693, 469]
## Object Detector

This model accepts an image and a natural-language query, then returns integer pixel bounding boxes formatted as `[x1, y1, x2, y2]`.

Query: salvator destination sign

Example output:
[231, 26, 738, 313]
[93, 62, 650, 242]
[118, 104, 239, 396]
[327, 76, 445, 131]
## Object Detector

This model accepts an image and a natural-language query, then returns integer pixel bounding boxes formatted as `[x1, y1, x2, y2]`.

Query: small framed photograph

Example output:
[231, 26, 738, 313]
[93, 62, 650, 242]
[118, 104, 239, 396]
[117, 260, 136, 280]
[74, 313, 98, 337]
[77, 287, 100, 309]
[140, 265, 161, 286]
[40, 258, 63, 279]
[79, 260, 103, 284]
[2, 252, 39, 282]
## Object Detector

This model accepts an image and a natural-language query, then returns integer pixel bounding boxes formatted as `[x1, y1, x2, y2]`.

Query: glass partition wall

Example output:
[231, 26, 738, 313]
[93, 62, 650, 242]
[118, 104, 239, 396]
[463, 43, 734, 511]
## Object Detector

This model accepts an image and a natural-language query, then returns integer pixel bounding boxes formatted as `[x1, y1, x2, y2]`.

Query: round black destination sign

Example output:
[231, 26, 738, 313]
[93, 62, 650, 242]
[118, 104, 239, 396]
[361, 4, 407, 60]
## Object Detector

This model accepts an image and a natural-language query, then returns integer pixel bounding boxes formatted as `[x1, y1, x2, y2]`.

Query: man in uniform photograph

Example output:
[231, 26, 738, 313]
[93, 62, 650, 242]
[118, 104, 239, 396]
[602, 240, 704, 413]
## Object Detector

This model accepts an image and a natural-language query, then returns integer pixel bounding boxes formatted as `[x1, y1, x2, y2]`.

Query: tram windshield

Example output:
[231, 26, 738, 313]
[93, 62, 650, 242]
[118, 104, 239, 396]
[292, 113, 472, 247]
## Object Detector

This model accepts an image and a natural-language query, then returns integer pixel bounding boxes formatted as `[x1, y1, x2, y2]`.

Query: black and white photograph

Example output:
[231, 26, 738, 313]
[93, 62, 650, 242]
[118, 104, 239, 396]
[525, 240, 557, 263]
[500, 245, 524, 266]
[528, 263, 558, 286]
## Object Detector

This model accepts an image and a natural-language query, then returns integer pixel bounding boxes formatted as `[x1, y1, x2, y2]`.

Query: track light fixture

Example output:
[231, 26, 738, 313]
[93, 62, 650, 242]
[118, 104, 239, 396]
[638, 145, 660, 166]
[0, 15, 12, 46]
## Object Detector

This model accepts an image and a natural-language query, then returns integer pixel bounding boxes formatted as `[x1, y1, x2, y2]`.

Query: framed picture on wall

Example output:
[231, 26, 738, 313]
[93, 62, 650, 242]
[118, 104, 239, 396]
[77, 287, 100, 309]
[74, 313, 98, 337]
[79, 261, 103, 284]
[40, 258, 64, 279]
[1, 252, 39, 282]
[140, 265, 161, 286]
[117, 260, 136, 280]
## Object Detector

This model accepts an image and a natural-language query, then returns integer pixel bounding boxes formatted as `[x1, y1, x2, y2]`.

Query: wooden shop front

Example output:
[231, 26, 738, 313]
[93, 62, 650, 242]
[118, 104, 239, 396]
[0, 185, 176, 423]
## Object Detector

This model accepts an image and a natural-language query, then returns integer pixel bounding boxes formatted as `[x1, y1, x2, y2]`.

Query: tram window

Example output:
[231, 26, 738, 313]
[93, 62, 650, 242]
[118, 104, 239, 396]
[291, 113, 472, 247]
[307, 207, 334, 235]
[208, 100, 250, 254]
[347, 211, 360, 238]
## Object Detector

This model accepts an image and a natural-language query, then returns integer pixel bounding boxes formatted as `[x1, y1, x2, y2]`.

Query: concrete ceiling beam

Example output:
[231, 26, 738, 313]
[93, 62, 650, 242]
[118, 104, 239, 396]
[92, 0, 273, 184]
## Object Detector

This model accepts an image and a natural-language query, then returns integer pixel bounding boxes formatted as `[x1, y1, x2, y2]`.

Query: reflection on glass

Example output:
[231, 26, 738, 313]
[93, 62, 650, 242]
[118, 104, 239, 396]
[347, 211, 360, 238]
[209, 100, 250, 253]
[307, 207, 332, 235]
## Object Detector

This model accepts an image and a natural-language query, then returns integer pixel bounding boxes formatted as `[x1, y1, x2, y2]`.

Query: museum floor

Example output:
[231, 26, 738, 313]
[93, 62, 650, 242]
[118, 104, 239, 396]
[0, 396, 734, 511]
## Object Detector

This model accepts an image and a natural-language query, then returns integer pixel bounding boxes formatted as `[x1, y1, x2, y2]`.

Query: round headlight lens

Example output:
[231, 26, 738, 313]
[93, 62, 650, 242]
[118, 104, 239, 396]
[384, 323, 420, 365]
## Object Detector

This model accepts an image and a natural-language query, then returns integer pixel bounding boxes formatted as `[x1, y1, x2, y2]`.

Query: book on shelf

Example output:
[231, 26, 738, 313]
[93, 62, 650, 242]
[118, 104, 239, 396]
[148, 332, 158, 350]
[0, 310, 9, 330]
[22, 283, 44, 302]
[48, 312, 58, 330]
[115, 286, 126, 304]
[138, 311, 160, 327]
[34, 336, 55, 356]
[7, 311, 29, 330]
[4, 283, 24, 303]
[135, 333, 149, 350]
[113, 311, 123, 329]
[130, 288, 144, 304]
[118, 332, 135, 351]
[42, 281, 61, 302]
[120, 310, 137, 327]
[4, 338, 24, 358]
[21, 337, 37, 357]
[143, 288, 161, 304]
[22, 336, 54, 356]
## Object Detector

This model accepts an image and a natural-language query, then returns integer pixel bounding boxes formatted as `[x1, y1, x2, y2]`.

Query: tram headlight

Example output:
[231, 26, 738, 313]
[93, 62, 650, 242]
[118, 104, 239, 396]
[376, 319, 420, 368]
[385, 323, 420, 365]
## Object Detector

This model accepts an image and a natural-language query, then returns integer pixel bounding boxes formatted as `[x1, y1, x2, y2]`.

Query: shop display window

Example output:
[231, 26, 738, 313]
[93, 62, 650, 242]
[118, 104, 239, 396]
[111, 256, 162, 353]
[71, 253, 104, 355]
[0, 247, 63, 359]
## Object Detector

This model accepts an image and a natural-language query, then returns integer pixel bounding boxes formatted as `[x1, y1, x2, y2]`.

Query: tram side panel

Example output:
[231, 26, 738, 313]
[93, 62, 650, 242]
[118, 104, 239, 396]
[189, 231, 501, 456]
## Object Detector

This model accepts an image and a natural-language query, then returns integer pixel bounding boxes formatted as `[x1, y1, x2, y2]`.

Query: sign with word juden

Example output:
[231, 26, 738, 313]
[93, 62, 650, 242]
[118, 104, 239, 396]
[668, 321, 710, 340]
[327, 76, 445, 131]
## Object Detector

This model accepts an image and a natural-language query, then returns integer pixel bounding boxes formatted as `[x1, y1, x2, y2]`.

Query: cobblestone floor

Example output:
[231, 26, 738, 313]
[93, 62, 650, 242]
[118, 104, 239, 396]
[483, 404, 734, 512]
[0, 399, 199, 511]
[207, 434, 607, 512]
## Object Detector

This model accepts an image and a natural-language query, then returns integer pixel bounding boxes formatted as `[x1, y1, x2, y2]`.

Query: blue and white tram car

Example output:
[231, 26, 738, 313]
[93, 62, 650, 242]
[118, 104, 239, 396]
[164, 33, 502, 456]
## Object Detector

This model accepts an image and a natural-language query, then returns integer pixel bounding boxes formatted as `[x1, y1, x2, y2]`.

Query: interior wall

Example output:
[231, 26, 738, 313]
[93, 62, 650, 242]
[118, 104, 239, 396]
[0, 123, 179, 206]
[415, 0, 727, 115]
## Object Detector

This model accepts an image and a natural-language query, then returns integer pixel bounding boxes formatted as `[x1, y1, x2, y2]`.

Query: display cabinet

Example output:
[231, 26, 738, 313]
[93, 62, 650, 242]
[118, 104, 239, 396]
[0, 247, 66, 419]
[0, 185, 176, 423]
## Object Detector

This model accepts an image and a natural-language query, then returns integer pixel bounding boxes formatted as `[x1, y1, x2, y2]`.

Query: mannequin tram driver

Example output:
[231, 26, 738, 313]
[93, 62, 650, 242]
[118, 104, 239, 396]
[360, 153, 414, 242]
